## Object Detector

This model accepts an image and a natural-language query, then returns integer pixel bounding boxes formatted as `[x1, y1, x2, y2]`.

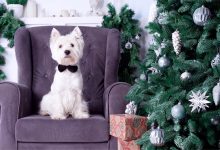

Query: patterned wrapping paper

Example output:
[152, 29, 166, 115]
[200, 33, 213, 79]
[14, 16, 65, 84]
[118, 138, 140, 150]
[110, 114, 147, 141]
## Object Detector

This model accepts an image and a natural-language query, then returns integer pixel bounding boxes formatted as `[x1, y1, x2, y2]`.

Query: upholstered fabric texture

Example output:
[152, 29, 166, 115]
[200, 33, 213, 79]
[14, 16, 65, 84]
[0, 26, 131, 150]
[16, 115, 109, 143]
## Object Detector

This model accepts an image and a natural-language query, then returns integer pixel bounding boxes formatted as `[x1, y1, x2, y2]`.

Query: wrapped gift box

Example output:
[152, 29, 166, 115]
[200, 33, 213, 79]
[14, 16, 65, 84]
[118, 138, 140, 150]
[110, 114, 147, 141]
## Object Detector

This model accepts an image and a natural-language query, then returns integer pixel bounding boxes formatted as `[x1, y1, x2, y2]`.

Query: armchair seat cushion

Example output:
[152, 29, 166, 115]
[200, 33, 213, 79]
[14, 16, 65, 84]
[15, 115, 109, 143]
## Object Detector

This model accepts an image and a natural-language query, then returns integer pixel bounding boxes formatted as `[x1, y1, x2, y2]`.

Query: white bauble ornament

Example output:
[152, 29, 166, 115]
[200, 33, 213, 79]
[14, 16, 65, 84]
[125, 42, 132, 49]
[171, 102, 185, 120]
[193, 5, 211, 26]
[172, 30, 182, 55]
[140, 73, 147, 81]
[180, 71, 192, 81]
[150, 126, 165, 147]
[158, 55, 171, 68]
[211, 53, 220, 68]
[125, 101, 137, 115]
[212, 82, 220, 106]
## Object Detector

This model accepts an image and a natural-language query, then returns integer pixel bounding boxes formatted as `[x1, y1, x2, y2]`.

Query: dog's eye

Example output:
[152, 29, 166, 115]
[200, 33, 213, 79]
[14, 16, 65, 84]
[59, 45, 62, 48]
[70, 43, 74, 47]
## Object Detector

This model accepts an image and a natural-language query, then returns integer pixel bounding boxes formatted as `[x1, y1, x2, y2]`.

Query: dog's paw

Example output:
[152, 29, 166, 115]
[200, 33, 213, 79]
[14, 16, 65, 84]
[51, 115, 67, 120]
[75, 112, 89, 119]
[39, 110, 48, 116]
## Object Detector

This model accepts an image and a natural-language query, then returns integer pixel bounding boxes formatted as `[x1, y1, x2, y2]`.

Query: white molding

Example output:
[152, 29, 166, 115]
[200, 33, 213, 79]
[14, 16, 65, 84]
[20, 16, 103, 27]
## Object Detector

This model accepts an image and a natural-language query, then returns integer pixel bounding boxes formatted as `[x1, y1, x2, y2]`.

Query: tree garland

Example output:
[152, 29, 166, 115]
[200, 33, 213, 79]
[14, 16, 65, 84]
[102, 3, 141, 83]
[0, 4, 25, 80]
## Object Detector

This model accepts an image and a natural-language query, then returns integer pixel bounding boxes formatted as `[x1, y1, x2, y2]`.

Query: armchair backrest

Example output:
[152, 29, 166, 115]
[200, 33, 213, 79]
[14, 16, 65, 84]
[15, 26, 120, 114]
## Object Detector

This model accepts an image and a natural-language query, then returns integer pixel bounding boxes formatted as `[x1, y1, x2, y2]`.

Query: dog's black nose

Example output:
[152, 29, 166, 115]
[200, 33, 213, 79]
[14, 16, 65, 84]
[64, 50, 71, 55]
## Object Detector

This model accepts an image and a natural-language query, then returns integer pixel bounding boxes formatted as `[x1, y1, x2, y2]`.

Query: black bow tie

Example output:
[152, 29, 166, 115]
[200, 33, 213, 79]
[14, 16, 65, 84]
[58, 65, 78, 73]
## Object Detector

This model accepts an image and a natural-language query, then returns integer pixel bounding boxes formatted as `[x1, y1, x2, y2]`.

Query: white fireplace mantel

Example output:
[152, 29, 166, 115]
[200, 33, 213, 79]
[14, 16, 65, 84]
[21, 16, 103, 27]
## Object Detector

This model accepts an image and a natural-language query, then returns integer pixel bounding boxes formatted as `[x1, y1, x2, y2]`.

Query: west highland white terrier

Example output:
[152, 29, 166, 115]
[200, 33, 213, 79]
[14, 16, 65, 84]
[39, 27, 89, 120]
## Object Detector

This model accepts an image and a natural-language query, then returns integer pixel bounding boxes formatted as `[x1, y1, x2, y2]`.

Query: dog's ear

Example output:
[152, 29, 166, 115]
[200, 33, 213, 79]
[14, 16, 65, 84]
[71, 26, 82, 39]
[50, 28, 60, 44]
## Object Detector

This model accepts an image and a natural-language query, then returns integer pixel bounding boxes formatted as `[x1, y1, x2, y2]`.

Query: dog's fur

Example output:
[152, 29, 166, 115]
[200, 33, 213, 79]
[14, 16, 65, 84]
[39, 27, 89, 120]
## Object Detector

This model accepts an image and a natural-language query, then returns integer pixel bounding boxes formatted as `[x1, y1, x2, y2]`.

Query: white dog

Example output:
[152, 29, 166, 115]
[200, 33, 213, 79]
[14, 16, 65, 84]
[39, 27, 89, 120]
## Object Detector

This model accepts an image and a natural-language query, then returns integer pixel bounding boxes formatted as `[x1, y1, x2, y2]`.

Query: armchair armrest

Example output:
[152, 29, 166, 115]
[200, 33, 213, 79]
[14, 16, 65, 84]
[104, 82, 131, 121]
[0, 82, 31, 150]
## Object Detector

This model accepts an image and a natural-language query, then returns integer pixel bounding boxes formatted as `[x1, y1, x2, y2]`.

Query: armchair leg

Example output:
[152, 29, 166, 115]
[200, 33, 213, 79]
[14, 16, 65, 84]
[109, 136, 117, 150]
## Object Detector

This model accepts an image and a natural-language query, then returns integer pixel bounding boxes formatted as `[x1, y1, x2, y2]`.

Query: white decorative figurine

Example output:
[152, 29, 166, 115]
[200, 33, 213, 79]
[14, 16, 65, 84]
[60, 10, 70, 17]
[69, 9, 80, 17]
[88, 0, 104, 16]
[125, 101, 137, 115]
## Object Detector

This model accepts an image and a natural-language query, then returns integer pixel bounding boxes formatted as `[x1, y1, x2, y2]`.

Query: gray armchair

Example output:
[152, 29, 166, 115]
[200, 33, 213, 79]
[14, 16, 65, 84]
[0, 26, 130, 150]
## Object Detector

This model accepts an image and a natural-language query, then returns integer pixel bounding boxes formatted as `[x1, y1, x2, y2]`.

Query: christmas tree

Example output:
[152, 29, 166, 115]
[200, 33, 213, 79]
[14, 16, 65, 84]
[126, 0, 220, 149]
[0, 4, 25, 80]
[102, 3, 141, 83]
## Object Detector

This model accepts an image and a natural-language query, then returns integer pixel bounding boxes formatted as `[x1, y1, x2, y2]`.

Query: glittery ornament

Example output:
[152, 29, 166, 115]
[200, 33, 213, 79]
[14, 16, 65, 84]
[150, 126, 165, 147]
[211, 53, 220, 68]
[158, 12, 169, 25]
[140, 73, 147, 81]
[125, 42, 132, 49]
[212, 81, 220, 106]
[193, 5, 211, 26]
[180, 71, 192, 81]
[158, 55, 171, 68]
[189, 90, 210, 113]
[172, 30, 182, 55]
[125, 101, 137, 115]
[171, 102, 185, 120]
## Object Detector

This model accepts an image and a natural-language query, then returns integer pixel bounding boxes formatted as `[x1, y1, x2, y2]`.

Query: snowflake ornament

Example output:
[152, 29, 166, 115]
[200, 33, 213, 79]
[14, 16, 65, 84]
[125, 101, 137, 115]
[189, 90, 211, 113]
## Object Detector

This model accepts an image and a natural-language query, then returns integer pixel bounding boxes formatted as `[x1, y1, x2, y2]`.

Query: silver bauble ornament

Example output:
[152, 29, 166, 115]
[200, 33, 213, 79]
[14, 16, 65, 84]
[211, 53, 220, 68]
[140, 73, 147, 81]
[193, 5, 211, 26]
[150, 126, 165, 147]
[158, 55, 171, 68]
[180, 71, 192, 81]
[125, 42, 132, 49]
[157, 12, 169, 25]
[171, 102, 185, 120]
[212, 82, 220, 106]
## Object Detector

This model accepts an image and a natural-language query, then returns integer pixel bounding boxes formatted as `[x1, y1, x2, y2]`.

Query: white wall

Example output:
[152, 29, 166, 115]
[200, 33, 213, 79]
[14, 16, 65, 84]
[1, 0, 154, 82]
